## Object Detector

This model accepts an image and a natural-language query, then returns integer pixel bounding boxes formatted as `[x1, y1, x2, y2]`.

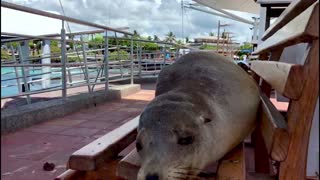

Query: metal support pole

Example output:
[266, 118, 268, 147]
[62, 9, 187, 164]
[10, 45, 22, 94]
[130, 35, 134, 84]
[217, 20, 220, 53]
[80, 35, 92, 93]
[163, 45, 166, 70]
[17, 45, 31, 104]
[139, 46, 142, 77]
[104, 30, 109, 93]
[61, 21, 67, 99]
[137, 44, 141, 78]
[115, 32, 123, 78]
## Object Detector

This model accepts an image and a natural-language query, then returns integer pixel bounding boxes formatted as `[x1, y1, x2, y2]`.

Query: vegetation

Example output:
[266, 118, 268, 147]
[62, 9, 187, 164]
[185, 37, 189, 43]
[1, 49, 11, 60]
[165, 32, 176, 43]
[209, 32, 214, 36]
[109, 50, 130, 61]
[199, 44, 217, 50]
[153, 35, 160, 41]
[237, 42, 253, 58]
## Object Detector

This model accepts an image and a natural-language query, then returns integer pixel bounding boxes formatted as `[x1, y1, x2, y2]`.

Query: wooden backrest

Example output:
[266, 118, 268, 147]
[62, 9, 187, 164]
[251, 1, 319, 179]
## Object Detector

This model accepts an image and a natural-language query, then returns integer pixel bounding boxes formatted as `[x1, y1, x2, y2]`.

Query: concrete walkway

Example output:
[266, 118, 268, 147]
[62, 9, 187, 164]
[1, 84, 156, 180]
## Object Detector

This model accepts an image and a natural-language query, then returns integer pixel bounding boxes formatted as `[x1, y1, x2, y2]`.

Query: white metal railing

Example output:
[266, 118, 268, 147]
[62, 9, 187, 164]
[1, 1, 193, 104]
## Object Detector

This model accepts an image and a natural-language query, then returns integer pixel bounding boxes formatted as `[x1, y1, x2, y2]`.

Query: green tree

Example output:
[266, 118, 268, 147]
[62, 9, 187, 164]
[185, 37, 189, 43]
[143, 42, 160, 51]
[1, 49, 11, 60]
[108, 50, 130, 61]
[147, 36, 152, 41]
[209, 32, 214, 36]
[240, 42, 253, 50]
[153, 35, 160, 41]
[221, 30, 227, 39]
[165, 32, 176, 43]
[133, 30, 140, 39]
[89, 34, 104, 48]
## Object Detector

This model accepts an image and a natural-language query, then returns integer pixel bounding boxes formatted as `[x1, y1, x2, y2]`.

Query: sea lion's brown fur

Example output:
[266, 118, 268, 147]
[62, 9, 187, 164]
[137, 51, 260, 180]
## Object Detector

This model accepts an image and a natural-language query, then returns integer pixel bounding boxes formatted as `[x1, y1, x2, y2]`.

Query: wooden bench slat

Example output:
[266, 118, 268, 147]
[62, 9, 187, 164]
[68, 116, 139, 171]
[117, 149, 141, 180]
[251, 61, 304, 99]
[259, 93, 290, 162]
[261, 0, 316, 41]
[54, 169, 84, 180]
[253, 1, 319, 55]
[217, 143, 246, 180]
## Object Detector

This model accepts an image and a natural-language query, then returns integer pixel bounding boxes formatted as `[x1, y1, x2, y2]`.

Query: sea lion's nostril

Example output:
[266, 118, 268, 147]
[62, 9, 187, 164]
[136, 141, 143, 152]
[146, 173, 159, 180]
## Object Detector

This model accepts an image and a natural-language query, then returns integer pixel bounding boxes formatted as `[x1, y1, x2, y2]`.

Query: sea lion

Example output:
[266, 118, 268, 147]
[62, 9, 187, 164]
[136, 51, 260, 180]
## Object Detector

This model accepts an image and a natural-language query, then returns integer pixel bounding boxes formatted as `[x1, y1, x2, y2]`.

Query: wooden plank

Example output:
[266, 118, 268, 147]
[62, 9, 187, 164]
[68, 116, 139, 171]
[259, 93, 290, 161]
[253, 1, 319, 55]
[55, 169, 85, 180]
[279, 40, 319, 179]
[117, 149, 141, 180]
[261, 0, 316, 41]
[251, 61, 304, 99]
[217, 143, 246, 180]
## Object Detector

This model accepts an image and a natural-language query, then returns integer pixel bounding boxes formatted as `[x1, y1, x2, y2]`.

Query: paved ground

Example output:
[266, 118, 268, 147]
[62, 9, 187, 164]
[1, 83, 156, 180]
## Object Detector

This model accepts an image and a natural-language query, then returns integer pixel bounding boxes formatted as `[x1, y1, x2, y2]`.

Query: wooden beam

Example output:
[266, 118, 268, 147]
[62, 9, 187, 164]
[251, 61, 304, 99]
[217, 143, 246, 180]
[117, 149, 141, 180]
[68, 116, 139, 171]
[54, 169, 85, 180]
[262, 0, 316, 40]
[253, 1, 319, 55]
[279, 40, 319, 180]
[259, 93, 290, 161]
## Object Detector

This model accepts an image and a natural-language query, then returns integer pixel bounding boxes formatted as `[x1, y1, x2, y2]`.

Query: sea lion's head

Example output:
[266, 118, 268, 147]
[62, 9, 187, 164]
[136, 94, 215, 180]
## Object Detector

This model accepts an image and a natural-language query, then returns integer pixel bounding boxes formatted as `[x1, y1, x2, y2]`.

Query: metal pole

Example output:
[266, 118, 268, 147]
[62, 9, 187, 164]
[104, 30, 109, 93]
[10, 45, 22, 94]
[139, 45, 142, 78]
[217, 20, 220, 53]
[130, 35, 134, 84]
[163, 45, 166, 70]
[61, 20, 67, 99]
[17, 45, 31, 104]
[80, 35, 92, 93]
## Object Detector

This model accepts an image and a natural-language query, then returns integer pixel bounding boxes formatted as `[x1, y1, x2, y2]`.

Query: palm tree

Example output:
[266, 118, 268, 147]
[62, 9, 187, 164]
[165, 32, 176, 43]
[209, 32, 214, 36]
[185, 37, 189, 43]
[153, 35, 160, 41]
[147, 36, 152, 41]
[133, 30, 140, 38]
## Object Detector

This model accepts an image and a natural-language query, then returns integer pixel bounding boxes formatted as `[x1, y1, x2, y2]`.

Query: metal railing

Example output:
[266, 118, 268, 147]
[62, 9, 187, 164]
[1, 1, 192, 104]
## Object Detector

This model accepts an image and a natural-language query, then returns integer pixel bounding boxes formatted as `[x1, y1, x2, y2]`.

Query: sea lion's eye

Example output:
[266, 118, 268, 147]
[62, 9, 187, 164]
[177, 136, 194, 145]
[204, 118, 212, 123]
[136, 141, 143, 152]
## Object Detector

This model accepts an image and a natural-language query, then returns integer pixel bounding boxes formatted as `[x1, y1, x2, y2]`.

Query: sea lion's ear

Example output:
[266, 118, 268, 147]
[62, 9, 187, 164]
[200, 116, 212, 124]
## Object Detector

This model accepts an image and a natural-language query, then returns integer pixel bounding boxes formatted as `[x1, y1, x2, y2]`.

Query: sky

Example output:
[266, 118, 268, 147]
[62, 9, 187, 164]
[1, 0, 259, 44]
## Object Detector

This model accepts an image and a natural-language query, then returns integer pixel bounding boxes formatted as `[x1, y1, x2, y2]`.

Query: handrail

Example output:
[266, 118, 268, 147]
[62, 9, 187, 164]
[1, 1, 133, 35]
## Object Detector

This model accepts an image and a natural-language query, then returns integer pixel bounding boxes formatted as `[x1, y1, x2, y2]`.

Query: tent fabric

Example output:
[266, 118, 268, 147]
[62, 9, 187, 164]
[194, 0, 260, 14]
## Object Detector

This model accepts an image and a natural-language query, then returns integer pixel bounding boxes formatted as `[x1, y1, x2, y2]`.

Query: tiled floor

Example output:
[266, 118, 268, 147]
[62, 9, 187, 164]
[1, 84, 156, 180]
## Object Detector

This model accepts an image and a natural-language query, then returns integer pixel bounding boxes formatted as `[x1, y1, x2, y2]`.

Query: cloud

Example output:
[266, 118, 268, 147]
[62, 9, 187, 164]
[1, 0, 257, 43]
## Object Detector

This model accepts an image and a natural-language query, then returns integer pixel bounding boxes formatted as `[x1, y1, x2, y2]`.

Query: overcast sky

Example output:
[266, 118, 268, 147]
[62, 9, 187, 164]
[1, 0, 258, 44]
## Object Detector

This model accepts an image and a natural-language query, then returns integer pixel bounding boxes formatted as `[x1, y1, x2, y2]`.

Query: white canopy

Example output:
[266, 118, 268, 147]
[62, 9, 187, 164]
[194, 0, 260, 14]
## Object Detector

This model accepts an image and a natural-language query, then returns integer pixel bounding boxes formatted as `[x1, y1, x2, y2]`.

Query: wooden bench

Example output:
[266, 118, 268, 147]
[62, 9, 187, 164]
[56, 1, 318, 179]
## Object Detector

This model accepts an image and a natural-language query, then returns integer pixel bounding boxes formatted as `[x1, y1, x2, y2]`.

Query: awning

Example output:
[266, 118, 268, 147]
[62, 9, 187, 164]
[193, 0, 260, 14]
